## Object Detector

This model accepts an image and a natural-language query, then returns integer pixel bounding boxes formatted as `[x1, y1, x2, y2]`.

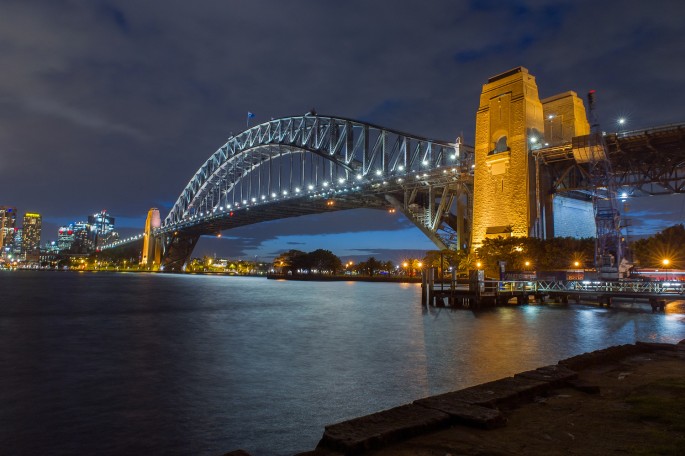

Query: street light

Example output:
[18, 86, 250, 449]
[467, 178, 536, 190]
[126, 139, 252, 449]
[662, 258, 671, 267]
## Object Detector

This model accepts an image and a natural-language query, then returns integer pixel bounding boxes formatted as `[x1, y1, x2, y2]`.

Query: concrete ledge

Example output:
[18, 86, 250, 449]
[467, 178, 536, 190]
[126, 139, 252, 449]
[413, 396, 506, 429]
[418, 376, 549, 410]
[636, 341, 678, 351]
[294, 449, 344, 456]
[515, 364, 578, 387]
[317, 404, 450, 454]
[558, 344, 648, 370]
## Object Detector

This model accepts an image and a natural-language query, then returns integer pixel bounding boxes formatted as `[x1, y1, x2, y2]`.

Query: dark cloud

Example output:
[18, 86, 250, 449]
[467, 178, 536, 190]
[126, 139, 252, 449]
[2, 0, 684, 258]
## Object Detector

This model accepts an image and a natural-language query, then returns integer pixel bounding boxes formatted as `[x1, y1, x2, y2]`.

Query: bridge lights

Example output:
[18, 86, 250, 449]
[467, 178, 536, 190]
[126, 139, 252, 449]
[422, 160, 429, 166]
[398, 165, 405, 171]
[308, 184, 314, 190]
[375, 169, 382, 176]
[322, 182, 329, 187]
[356, 173, 363, 180]
[295, 187, 301, 193]
[282, 190, 288, 195]
[271, 192, 277, 198]
[261, 195, 266, 200]
[338, 177, 345, 184]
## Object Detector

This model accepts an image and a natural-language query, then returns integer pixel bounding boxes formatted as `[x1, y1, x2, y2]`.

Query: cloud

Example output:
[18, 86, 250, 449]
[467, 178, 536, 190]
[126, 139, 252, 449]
[2, 0, 684, 249]
[22, 97, 146, 139]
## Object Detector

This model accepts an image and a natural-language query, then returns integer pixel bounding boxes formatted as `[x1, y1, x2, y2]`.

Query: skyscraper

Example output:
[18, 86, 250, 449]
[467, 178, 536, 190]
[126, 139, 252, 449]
[88, 210, 118, 249]
[0, 206, 17, 256]
[22, 213, 42, 260]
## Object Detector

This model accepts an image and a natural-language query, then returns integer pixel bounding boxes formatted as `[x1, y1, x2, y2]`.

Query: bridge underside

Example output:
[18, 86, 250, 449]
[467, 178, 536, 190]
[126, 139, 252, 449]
[537, 124, 685, 196]
[157, 174, 471, 271]
[159, 193, 391, 271]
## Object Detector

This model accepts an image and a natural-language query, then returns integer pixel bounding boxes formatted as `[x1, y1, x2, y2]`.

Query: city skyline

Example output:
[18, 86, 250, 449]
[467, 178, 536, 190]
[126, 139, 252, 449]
[2, 1, 684, 260]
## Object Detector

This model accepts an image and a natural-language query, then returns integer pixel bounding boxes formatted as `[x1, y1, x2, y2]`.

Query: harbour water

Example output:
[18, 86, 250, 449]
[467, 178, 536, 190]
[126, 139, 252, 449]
[1, 271, 684, 455]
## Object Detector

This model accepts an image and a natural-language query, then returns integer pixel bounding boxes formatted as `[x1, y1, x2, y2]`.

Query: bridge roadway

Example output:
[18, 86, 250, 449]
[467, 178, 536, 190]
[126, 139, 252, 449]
[426, 279, 684, 312]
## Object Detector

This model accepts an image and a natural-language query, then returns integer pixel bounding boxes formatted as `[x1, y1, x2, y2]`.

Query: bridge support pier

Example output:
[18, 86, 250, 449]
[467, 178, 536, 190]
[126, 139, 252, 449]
[160, 233, 200, 272]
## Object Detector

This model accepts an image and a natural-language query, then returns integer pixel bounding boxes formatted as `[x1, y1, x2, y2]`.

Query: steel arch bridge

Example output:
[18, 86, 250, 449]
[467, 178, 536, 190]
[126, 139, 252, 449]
[140, 115, 473, 271]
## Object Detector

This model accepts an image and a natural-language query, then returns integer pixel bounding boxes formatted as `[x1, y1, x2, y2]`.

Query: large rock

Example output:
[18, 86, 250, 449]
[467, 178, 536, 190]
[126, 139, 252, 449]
[515, 364, 578, 387]
[317, 403, 450, 453]
[416, 376, 548, 410]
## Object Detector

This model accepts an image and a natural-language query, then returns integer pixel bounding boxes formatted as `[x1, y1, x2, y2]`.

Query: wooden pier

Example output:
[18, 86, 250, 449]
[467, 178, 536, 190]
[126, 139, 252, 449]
[421, 268, 684, 311]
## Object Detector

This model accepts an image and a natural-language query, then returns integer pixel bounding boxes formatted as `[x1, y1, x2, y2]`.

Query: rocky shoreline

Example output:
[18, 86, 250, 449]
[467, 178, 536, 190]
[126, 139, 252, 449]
[225, 339, 685, 456]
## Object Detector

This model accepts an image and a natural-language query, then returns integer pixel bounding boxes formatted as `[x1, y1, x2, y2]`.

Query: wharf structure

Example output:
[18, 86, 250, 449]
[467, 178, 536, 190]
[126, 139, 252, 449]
[420, 267, 682, 311]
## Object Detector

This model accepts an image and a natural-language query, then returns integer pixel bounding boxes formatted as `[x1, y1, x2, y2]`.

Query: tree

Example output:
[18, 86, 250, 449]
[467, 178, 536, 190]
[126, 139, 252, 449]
[307, 249, 342, 274]
[423, 249, 469, 275]
[631, 224, 685, 268]
[356, 256, 383, 276]
[475, 236, 594, 277]
[273, 249, 307, 274]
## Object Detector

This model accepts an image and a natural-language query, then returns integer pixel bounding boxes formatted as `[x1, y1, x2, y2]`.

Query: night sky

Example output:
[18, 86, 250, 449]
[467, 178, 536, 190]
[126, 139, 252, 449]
[2, 0, 684, 261]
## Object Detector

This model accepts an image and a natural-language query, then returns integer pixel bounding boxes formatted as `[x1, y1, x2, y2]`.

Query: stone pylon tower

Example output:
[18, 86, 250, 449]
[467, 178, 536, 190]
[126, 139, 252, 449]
[471, 67, 545, 251]
[141, 208, 161, 267]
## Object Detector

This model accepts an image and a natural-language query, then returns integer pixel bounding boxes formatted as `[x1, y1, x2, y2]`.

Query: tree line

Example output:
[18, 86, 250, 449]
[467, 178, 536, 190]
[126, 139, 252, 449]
[273, 224, 685, 278]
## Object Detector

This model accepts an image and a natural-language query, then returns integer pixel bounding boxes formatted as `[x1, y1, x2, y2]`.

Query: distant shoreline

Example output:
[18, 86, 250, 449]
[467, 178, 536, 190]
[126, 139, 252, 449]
[266, 273, 421, 283]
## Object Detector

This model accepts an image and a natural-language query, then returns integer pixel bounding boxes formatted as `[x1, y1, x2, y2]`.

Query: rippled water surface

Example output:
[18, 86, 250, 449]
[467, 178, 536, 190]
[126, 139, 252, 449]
[1, 271, 684, 455]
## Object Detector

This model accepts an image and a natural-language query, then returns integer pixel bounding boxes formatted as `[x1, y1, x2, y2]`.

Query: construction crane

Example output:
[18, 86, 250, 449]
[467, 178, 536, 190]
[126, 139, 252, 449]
[586, 90, 625, 279]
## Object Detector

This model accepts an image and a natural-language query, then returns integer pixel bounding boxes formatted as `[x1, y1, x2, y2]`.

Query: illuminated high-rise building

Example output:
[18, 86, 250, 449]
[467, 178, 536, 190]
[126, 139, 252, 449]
[1, 206, 17, 256]
[13, 229, 22, 254]
[57, 226, 76, 252]
[88, 210, 118, 249]
[21, 213, 42, 260]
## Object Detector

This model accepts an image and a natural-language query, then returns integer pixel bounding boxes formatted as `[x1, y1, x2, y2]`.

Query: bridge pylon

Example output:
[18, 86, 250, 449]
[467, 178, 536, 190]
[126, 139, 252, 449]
[471, 67, 546, 251]
[141, 208, 161, 268]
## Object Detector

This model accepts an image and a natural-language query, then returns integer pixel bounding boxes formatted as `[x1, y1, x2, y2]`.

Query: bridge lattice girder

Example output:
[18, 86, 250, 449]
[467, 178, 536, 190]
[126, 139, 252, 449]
[165, 115, 468, 227]
[146, 115, 474, 270]
[537, 123, 685, 196]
